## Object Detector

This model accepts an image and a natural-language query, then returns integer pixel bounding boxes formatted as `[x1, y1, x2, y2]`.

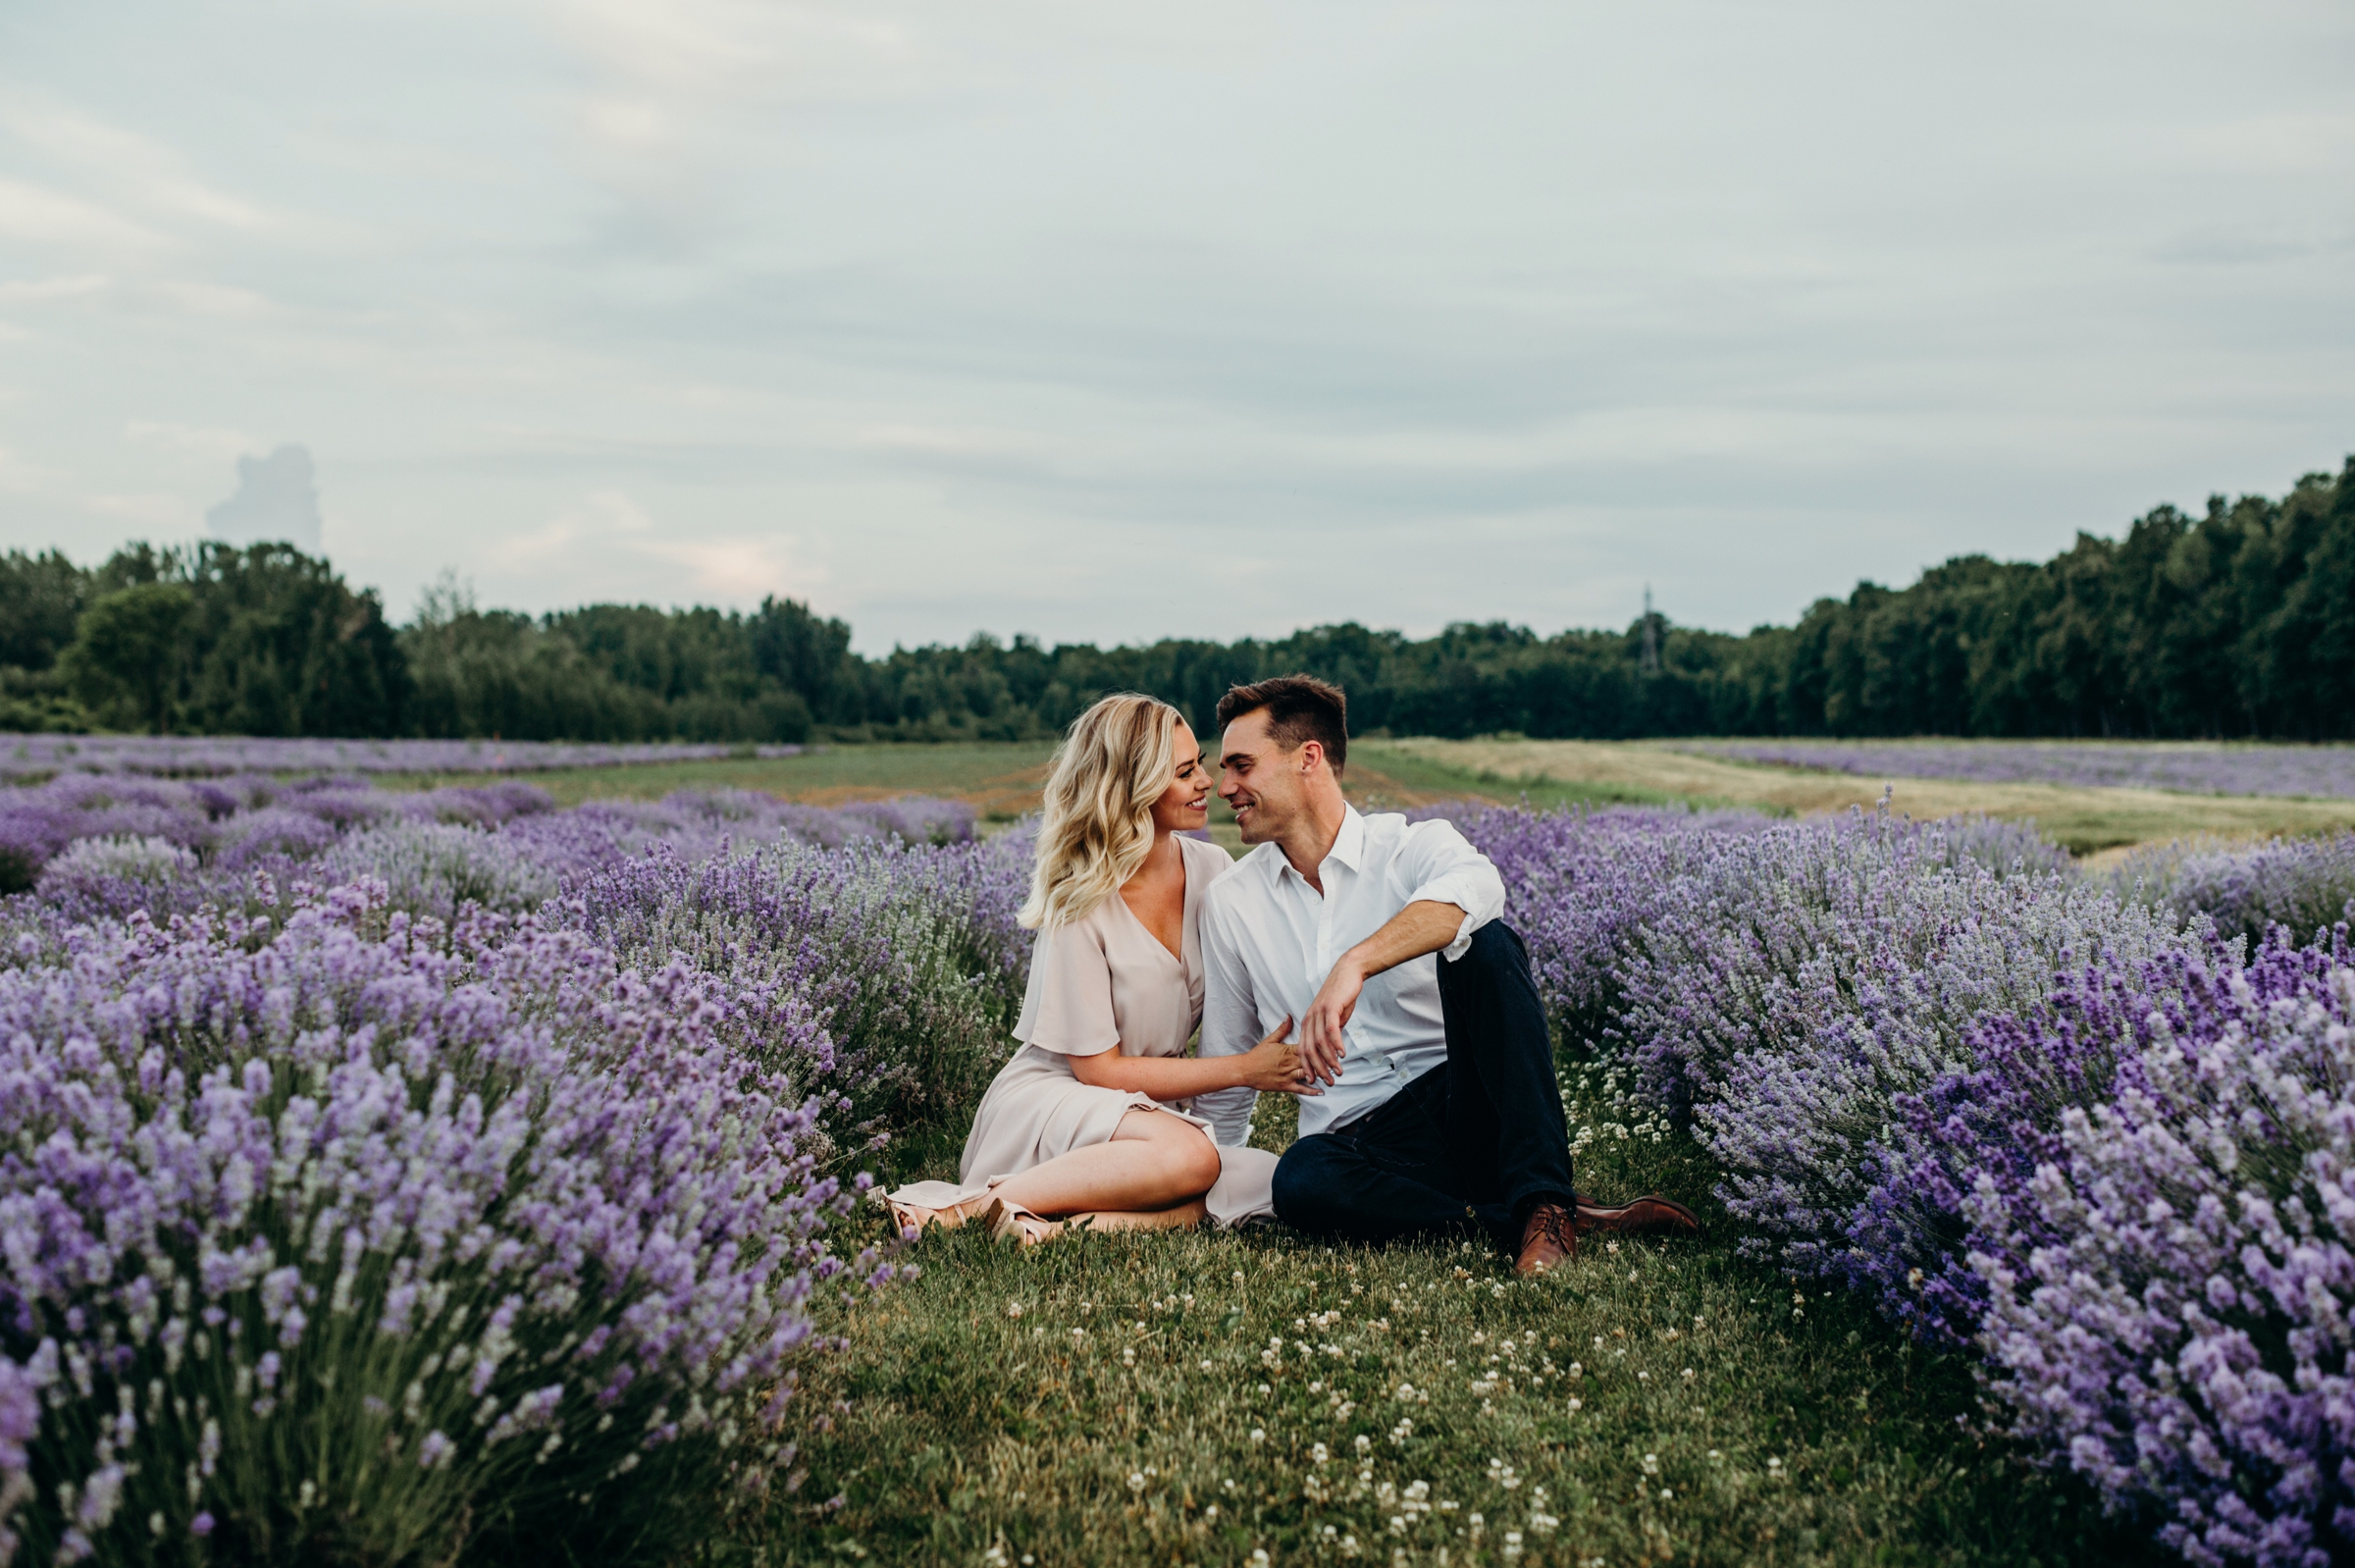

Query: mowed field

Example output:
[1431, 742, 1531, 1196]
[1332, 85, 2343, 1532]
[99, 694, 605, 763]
[398, 737, 2355, 857]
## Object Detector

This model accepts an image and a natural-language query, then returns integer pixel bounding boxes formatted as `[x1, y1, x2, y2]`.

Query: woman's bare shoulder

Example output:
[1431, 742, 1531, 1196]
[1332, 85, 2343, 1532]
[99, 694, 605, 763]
[1181, 833, 1239, 878]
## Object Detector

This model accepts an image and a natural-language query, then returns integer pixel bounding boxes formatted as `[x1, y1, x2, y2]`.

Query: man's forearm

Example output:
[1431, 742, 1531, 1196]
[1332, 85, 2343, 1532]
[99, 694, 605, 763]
[1339, 899, 1468, 982]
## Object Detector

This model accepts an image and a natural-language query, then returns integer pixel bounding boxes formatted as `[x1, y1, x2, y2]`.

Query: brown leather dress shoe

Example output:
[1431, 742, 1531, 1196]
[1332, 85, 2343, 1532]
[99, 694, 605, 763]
[1573, 1195, 1702, 1239]
[1513, 1201, 1578, 1277]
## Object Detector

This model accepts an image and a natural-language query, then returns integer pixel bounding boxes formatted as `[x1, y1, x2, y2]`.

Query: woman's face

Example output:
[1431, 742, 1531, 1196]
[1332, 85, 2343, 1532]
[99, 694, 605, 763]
[1148, 719, 1212, 834]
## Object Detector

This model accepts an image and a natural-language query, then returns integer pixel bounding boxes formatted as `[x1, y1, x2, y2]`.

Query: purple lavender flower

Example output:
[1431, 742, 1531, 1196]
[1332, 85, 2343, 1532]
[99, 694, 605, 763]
[2101, 831, 2355, 952]
[1963, 931, 2355, 1568]
[0, 884, 882, 1565]
[0, 734, 809, 781]
[1683, 739, 2355, 800]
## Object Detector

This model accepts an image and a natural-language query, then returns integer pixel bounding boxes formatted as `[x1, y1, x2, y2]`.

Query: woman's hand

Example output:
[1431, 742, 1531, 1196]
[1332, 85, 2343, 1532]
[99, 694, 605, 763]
[1236, 1017, 1316, 1095]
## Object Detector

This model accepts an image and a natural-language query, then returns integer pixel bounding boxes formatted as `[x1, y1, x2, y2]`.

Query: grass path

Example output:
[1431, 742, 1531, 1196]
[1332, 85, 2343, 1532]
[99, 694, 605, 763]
[757, 1081, 2161, 1567]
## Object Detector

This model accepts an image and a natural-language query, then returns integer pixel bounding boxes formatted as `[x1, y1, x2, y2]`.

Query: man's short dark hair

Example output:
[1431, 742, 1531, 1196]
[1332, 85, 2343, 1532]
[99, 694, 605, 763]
[1216, 674, 1347, 773]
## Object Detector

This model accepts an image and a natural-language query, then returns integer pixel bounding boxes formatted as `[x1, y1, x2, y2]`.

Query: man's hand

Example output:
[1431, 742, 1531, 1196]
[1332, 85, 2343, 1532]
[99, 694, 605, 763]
[1298, 900, 1471, 1086]
[1299, 961, 1364, 1084]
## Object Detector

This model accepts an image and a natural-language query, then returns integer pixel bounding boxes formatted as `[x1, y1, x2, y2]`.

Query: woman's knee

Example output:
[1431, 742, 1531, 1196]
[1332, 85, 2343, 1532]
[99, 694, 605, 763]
[1172, 1131, 1222, 1194]
[1131, 1114, 1220, 1195]
[1146, 1119, 1220, 1193]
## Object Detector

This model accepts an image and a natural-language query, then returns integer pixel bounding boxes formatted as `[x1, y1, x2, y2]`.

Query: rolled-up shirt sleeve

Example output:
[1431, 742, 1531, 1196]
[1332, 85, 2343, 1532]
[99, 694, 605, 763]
[1397, 818, 1506, 962]
[1191, 894, 1261, 1147]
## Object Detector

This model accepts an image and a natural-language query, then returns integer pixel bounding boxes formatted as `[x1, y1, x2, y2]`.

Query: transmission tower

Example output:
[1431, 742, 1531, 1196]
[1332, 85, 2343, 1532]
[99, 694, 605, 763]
[1640, 585, 1661, 677]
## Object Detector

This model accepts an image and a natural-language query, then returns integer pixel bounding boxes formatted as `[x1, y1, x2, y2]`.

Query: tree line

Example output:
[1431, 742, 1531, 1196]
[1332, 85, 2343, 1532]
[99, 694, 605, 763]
[11, 456, 2351, 743]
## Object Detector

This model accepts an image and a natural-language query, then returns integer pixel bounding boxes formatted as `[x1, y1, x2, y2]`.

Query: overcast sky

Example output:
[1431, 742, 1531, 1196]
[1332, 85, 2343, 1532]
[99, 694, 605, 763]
[3, 2, 2351, 653]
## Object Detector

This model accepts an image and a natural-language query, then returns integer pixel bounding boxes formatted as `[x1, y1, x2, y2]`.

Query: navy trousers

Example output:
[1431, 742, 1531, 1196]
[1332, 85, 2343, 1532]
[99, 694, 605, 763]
[1269, 921, 1575, 1250]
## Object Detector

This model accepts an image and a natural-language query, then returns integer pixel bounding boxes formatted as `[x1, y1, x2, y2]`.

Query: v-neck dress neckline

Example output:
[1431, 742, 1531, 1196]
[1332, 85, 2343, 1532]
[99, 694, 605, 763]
[1114, 838, 1195, 968]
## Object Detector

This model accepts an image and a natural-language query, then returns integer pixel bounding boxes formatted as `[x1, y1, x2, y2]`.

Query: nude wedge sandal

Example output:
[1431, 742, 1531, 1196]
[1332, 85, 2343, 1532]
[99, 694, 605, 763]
[885, 1193, 991, 1236]
[982, 1196, 1063, 1247]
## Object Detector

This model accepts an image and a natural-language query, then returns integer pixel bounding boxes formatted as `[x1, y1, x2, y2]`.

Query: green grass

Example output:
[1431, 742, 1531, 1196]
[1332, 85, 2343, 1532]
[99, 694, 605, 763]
[751, 1075, 2160, 1568]
[1347, 744, 1767, 817]
[374, 744, 1059, 815]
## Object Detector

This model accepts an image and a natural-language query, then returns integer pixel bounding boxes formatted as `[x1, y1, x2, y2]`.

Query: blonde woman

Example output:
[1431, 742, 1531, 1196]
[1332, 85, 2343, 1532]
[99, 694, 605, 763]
[884, 693, 1307, 1244]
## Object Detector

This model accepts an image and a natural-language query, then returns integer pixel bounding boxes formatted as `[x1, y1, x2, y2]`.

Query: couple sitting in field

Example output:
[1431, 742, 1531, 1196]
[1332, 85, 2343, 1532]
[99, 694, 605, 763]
[886, 677, 1696, 1274]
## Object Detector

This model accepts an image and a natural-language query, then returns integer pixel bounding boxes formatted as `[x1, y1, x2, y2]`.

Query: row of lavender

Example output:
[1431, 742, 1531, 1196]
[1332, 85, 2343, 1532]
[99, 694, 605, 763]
[1450, 803, 2355, 1568]
[0, 780, 1030, 1566]
[10, 762, 2355, 1565]
[0, 734, 809, 782]
[1685, 737, 2355, 799]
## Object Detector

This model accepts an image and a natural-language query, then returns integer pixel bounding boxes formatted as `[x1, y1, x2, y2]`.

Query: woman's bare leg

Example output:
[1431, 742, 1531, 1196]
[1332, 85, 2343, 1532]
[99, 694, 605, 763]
[995, 1198, 1210, 1246]
[989, 1110, 1222, 1218]
[1066, 1198, 1210, 1233]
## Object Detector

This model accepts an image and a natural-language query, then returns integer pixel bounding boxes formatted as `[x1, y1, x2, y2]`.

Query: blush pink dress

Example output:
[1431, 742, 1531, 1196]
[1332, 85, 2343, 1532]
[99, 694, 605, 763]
[888, 834, 1278, 1227]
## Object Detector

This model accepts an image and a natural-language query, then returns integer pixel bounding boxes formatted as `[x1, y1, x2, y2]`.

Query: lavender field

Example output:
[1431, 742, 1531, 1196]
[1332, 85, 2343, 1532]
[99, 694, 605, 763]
[1683, 739, 2355, 799]
[0, 733, 810, 781]
[2, 767, 2352, 1566]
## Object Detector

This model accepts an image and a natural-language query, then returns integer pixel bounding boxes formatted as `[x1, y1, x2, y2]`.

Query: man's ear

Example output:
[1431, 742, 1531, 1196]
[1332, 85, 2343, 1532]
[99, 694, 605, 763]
[1297, 740, 1324, 776]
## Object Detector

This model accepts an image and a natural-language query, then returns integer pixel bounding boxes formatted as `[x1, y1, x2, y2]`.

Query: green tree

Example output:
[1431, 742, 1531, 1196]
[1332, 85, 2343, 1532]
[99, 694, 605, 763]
[62, 582, 194, 733]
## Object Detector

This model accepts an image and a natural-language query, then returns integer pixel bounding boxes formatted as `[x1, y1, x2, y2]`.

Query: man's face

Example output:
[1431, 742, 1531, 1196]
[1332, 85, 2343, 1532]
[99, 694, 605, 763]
[1218, 707, 1307, 845]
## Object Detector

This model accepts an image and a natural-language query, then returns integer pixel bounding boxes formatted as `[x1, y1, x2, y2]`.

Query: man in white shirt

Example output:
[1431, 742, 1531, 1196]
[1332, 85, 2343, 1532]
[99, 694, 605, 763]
[1193, 675, 1698, 1274]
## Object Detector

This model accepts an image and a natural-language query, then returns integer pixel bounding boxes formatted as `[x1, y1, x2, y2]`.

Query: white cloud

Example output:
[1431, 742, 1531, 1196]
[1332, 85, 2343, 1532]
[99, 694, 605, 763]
[496, 490, 811, 604]
[638, 535, 811, 601]
[494, 489, 654, 569]
[0, 445, 52, 495]
[87, 492, 188, 527]
[548, 0, 914, 100]
[126, 420, 258, 462]
[0, 97, 268, 229]
[0, 274, 110, 304]
[0, 175, 161, 253]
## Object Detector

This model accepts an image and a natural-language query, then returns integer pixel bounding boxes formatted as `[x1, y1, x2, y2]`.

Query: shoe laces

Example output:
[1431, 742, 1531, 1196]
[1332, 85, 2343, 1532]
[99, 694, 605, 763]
[1529, 1204, 1577, 1252]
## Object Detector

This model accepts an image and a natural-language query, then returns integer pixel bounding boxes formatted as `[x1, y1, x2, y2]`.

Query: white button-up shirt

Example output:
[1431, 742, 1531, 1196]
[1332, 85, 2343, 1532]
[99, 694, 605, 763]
[1194, 807, 1506, 1144]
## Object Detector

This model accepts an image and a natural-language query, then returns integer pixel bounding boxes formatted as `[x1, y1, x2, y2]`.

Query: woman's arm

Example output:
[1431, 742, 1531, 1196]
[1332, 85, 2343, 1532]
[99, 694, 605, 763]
[1069, 1018, 1313, 1099]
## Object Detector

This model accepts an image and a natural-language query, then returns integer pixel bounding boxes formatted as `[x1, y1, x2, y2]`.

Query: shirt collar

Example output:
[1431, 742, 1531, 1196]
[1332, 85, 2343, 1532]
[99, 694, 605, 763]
[1325, 806, 1366, 873]
[1272, 805, 1364, 886]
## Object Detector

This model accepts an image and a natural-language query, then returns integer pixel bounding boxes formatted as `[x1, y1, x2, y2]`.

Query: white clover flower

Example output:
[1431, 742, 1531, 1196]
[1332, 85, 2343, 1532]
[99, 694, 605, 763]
[1249, 1429, 1266, 1443]
[1006, 1302, 1023, 1319]
[1127, 1472, 1146, 1492]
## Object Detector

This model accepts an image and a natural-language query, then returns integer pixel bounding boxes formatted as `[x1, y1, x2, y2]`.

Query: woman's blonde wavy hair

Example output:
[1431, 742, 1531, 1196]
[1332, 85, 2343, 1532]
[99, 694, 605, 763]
[1019, 692, 1184, 932]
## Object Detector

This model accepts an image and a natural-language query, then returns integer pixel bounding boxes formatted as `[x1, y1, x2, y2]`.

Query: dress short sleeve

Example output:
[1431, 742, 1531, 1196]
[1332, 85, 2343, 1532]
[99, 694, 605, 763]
[1013, 917, 1120, 1056]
